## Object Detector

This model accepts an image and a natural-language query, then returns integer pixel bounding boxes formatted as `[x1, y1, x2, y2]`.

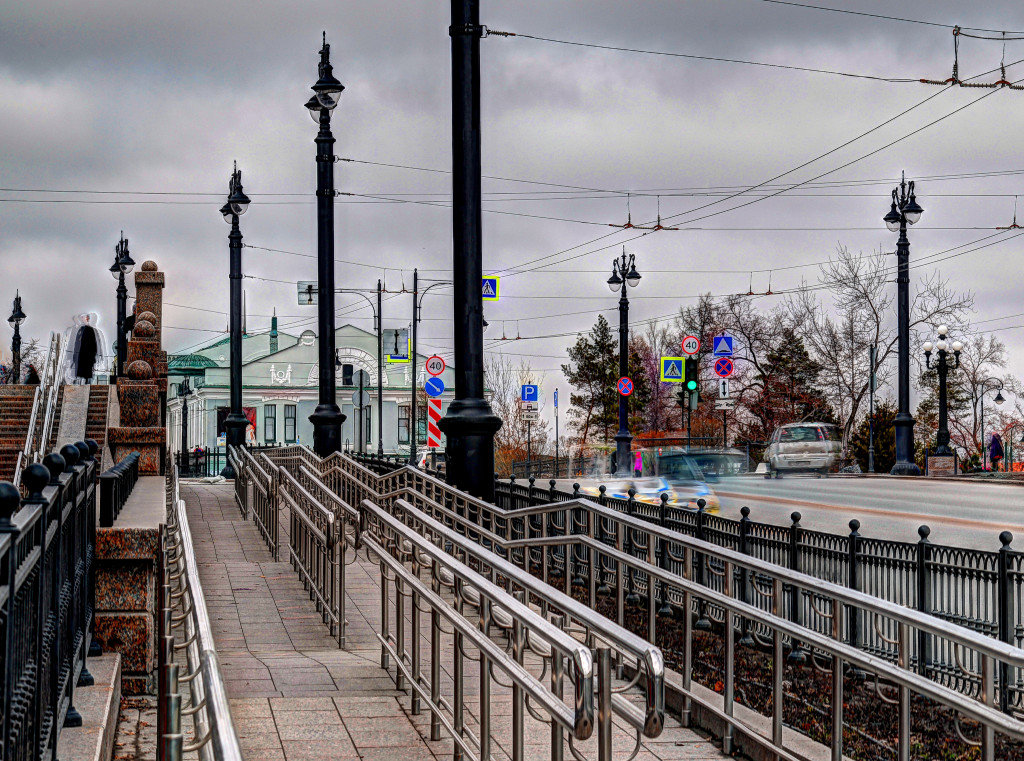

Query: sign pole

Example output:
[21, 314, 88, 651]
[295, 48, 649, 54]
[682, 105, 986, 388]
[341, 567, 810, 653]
[359, 370, 366, 454]
[527, 419, 532, 471]
[687, 405, 692, 452]
[555, 397, 559, 478]
[409, 268, 418, 464]
[723, 410, 727, 449]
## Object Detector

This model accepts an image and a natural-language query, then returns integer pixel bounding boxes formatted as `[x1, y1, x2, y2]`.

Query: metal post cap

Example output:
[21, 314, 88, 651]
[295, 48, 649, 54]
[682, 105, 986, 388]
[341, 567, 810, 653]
[43, 453, 66, 483]
[60, 444, 81, 470]
[74, 441, 90, 462]
[0, 482, 20, 525]
[22, 463, 50, 502]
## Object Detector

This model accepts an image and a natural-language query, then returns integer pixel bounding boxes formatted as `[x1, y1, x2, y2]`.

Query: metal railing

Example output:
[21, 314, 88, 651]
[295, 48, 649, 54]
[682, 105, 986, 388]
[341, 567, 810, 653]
[159, 464, 243, 761]
[344, 451, 1024, 760]
[98, 452, 140, 527]
[0, 441, 97, 761]
[13, 331, 62, 487]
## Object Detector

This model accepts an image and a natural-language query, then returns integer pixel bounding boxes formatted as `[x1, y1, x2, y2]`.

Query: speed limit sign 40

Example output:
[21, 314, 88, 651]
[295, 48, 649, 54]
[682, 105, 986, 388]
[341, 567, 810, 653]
[682, 335, 700, 355]
[425, 355, 446, 376]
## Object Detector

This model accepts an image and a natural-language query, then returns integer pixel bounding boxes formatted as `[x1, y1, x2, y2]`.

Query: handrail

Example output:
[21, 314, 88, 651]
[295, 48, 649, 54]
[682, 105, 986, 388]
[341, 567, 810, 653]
[13, 331, 60, 486]
[162, 465, 243, 761]
[370, 485, 665, 738]
[355, 494, 597, 742]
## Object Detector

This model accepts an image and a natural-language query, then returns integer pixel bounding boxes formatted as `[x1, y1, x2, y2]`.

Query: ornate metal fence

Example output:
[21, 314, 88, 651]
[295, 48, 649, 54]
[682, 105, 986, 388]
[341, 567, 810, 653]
[0, 441, 98, 761]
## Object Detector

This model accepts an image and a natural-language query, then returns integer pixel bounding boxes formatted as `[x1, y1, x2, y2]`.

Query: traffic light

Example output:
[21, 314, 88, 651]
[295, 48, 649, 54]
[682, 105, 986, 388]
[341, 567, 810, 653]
[684, 357, 700, 407]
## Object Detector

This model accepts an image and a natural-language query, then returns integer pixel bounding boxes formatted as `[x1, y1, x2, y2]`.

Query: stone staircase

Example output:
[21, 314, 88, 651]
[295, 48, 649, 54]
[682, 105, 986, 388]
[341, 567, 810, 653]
[0, 385, 39, 481]
[47, 385, 65, 452]
[86, 385, 111, 455]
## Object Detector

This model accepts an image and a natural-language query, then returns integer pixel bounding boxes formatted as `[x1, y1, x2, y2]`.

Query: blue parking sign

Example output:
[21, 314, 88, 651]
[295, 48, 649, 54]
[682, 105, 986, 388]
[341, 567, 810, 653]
[521, 384, 538, 403]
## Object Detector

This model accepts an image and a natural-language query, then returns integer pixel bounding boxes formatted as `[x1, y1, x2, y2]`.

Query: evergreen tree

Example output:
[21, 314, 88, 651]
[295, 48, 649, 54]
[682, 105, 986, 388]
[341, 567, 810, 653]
[850, 400, 896, 473]
[561, 315, 617, 445]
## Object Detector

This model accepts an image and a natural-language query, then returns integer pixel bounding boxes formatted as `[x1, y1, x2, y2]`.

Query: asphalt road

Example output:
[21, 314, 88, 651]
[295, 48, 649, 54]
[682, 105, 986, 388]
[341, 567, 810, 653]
[712, 475, 1024, 550]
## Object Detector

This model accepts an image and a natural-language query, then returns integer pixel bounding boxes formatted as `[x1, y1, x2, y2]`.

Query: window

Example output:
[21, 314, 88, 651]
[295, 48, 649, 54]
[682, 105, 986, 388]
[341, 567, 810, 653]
[284, 405, 296, 442]
[342, 363, 354, 386]
[264, 405, 277, 443]
[398, 405, 410, 445]
[417, 401, 427, 444]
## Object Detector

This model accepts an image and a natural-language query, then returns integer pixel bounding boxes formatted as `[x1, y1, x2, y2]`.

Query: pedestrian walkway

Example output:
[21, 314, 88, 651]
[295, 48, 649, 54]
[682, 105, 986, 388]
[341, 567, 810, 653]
[180, 482, 726, 761]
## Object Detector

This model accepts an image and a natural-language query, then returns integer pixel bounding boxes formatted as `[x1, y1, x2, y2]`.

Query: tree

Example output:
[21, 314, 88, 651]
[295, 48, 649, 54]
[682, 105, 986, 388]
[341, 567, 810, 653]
[561, 315, 616, 445]
[850, 399, 897, 472]
[488, 355, 550, 475]
[626, 335, 653, 434]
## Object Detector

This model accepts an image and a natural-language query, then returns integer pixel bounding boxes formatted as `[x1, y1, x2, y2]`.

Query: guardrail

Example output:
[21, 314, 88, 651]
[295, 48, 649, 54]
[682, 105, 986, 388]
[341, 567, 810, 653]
[99, 451, 140, 527]
[344, 451, 1024, 760]
[159, 464, 243, 761]
[13, 331, 62, 488]
[0, 441, 98, 761]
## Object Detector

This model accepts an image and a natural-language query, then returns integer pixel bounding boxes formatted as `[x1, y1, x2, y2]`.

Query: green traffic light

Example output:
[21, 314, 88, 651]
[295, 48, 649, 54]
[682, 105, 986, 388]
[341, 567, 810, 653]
[686, 380, 697, 390]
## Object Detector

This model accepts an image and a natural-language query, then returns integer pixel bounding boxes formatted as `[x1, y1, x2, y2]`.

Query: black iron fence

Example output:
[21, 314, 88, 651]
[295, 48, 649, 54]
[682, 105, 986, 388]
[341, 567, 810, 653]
[492, 474, 1024, 705]
[175, 444, 284, 479]
[99, 452, 140, 527]
[0, 440, 99, 761]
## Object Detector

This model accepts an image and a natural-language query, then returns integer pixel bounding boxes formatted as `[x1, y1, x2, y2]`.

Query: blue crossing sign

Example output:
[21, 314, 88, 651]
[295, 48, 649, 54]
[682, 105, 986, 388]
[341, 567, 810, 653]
[660, 357, 685, 382]
[521, 384, 539, 403]
[482, 276, 500, 301]
[424, 376, 445, 397]
[713, 335, 734, 357]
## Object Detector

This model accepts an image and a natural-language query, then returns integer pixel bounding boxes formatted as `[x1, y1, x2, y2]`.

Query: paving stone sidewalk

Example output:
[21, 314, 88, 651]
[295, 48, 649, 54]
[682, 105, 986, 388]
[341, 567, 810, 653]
[113, 481, 728, 761]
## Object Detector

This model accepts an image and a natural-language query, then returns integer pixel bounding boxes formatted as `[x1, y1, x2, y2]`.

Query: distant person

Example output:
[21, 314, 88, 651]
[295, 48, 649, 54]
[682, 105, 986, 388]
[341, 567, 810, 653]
[24, 364, 40, 385]
[990, 433, 1004, 472]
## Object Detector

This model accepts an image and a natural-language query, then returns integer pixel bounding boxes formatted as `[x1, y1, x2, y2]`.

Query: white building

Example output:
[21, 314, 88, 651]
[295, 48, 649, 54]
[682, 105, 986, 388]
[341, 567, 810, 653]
[166, 316, 453, 455]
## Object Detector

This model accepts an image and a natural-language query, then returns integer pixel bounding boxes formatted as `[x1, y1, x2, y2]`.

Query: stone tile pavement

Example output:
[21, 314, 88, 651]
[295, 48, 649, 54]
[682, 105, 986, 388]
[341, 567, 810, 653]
[115, 481, 728, 761]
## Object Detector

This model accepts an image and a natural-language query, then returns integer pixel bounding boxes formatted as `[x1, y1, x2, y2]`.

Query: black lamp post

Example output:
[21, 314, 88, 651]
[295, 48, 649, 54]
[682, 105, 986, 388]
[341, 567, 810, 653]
[219, 163, 251, 479]
[437, 0, 502, 500]
[607, 249, 641, 476]
[409, 272, 452, 465]
[883, 172, 924, 475]
[8, 292, 25, 384]
[109, 233, 135, 380]
[923, 326, 962, 458]
[305, 33, 346, 457]
[978, 377, 1005, 470]
[178, 377, 192, 458]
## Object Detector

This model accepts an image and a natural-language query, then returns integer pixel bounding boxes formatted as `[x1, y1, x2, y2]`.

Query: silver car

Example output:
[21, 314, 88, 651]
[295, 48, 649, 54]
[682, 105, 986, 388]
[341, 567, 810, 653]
[764, 422, 843, 478]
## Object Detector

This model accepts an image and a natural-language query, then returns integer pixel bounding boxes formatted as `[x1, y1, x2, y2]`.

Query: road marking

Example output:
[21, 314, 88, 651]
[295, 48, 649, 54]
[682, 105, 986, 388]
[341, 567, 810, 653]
[715, 490, 1024, 534]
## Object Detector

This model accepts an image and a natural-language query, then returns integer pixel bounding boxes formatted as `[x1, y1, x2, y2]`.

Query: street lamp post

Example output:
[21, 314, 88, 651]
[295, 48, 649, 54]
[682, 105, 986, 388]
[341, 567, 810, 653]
[438, 0, 503, 501]
[336, 287, 384, 455]
[178, 377, 192, 459]
[109, 233, 136, 380]
[978, 377, 1005, 470]
[306, 33, 347, 457]
[922, 326, 962, 458]
[883, 172, 924, 475]
[219, 163, 251, 479]
[7, 292, 25, 384]
[607, 249, 641, 476]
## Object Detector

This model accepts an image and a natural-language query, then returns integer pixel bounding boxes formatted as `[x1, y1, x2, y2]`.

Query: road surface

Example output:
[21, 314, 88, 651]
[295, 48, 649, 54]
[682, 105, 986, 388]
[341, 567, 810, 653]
[713, 475, 1024, 550]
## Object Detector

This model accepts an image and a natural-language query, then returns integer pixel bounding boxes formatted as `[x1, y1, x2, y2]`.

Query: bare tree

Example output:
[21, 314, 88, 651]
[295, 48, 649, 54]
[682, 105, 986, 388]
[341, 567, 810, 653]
[488, 355, 550, 474]
[947, 333, 1009, 459]
[789, 245, 973, 448]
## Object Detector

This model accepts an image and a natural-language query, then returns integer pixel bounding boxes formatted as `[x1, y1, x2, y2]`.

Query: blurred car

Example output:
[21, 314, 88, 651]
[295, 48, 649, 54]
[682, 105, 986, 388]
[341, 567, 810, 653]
[651, 452, 720, 512]
[580, 477, 680, 507]
[763, 422, 842, 478]
[684, 449, 750, 481]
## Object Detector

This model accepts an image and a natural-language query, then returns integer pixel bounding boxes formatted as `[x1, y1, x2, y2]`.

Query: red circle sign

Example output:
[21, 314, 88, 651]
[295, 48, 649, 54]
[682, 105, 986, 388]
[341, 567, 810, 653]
[682, 335, 700, 355]
[425, 355, 446, 376]
[617, 377, 633, 396]
[714, 357, 734, 378]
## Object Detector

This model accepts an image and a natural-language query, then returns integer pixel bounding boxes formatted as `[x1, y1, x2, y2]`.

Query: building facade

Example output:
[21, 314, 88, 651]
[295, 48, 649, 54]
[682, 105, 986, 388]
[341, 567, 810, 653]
[166, 318, 453, 456]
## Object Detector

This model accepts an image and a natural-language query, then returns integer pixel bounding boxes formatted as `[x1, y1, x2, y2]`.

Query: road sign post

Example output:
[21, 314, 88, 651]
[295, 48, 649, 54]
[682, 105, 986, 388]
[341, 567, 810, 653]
[521, 384, 539, 403]
[424, 376, 445, 397]
[660, 357, 685, 382]
[482, 276, 500, 301]
[682, 336, 700, 355]
[554, 388, 559, 478]
[712, 335, 734, 357]
[714, 357, 734, 378]
[617, 377, 633, 396]
[425, 355, 446, 376]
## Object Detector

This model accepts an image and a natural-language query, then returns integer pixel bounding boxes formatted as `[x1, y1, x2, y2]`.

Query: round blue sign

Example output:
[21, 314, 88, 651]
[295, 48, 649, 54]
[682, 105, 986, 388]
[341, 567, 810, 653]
[424, 376, 445, 397]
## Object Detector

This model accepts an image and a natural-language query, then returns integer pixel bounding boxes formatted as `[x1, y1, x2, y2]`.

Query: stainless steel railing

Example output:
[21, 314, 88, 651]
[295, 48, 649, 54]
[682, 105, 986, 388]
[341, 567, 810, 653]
[333, 452, 1024, 761]
[13, 331, 61, 487]
[159, 465, 243, 761]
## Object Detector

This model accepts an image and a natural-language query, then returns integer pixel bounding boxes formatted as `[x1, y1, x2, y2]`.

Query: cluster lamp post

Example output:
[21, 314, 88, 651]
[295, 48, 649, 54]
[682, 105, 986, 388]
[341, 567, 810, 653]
[922, 326, 962, 459]
[883, 172, 924, 475]
[8, 292, 25, 383]
[306, 33, 346, 457]
[109, 234, 135, 379]
[438, 0, 502, 500]
[219, 163, 251, 479]
[607, 249, 641, 476]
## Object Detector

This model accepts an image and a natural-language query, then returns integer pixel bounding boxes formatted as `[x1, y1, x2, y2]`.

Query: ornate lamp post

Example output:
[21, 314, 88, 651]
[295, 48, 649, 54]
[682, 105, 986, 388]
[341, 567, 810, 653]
[8, 292, 25, 383]
[305, 33, 346, 457]
[978, 377, 1005, 470]
[883, 172, 924, 475]
[438, 0, 502, 500]
[219, 164, 250, 479]
[178, 377, 192, 460]
[108, 233, 135, 379]
[922, 325, 962, 458]
[607, 249, 641, 476]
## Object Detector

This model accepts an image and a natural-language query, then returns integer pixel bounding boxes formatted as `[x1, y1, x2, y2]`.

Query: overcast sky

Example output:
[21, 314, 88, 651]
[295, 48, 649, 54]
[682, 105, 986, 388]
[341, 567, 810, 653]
[3, 0, 1024, 411]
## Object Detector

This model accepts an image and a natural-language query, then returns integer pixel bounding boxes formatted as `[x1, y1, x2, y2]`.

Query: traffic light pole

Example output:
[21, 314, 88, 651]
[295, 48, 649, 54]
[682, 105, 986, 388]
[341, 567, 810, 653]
[722, 410, 727, 449]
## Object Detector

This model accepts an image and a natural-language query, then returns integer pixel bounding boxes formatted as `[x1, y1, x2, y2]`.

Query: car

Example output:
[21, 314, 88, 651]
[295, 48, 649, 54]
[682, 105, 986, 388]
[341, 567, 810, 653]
[416, 450, 446, 474]
[580, 477, 682, 508]
[651, 451, 721, 512]
[763, 422, 843, 478]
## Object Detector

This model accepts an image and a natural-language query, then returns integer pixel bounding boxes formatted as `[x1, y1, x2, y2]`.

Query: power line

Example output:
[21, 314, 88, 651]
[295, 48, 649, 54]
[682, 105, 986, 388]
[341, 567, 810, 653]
[743, 0, 1024, 34]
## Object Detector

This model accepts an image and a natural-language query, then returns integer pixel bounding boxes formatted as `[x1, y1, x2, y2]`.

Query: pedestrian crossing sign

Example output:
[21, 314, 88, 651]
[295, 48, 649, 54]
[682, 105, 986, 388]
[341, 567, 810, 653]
[482, 276, 500, 301]
[660, 356, 685, 382]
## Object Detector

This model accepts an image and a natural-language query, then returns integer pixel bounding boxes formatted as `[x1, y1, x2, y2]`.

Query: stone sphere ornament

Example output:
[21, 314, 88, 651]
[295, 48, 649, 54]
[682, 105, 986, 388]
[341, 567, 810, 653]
[126, 360, 154, 380]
